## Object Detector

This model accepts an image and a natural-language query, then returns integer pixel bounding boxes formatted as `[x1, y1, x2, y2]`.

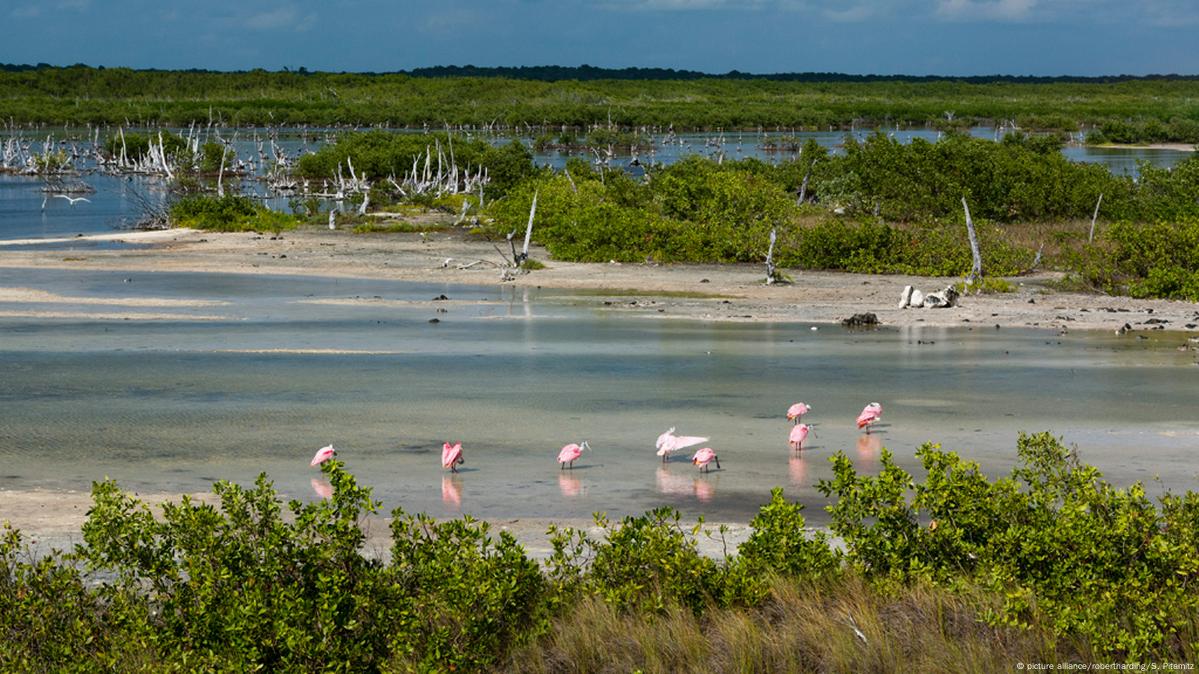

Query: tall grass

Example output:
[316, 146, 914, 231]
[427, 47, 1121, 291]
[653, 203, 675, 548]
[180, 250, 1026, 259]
[510, 575, 1080, 673]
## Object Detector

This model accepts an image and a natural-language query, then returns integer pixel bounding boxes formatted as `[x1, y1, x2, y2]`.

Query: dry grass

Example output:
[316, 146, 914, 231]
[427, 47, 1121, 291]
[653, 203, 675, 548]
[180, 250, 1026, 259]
[506, 575, 1087, 674]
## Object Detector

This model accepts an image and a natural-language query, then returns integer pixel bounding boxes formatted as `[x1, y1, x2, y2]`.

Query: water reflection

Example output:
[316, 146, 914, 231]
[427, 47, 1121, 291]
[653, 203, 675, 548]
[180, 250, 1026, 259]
[656, 466, 693, 497]
[788, 455, 808, 486]
[558, 471, 582, 498]
[655, 466, 716, 502]
[441, 475, 463, 509]
[310, 478, 333, 499]
[855, 434, 882, 471]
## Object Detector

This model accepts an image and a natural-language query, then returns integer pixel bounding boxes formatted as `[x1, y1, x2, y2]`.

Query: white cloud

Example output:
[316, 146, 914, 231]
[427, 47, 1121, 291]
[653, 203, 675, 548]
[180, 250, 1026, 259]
[237, 6, 316, 31]
[599, 0, 767, 10]
[936, 0, 1037, 21]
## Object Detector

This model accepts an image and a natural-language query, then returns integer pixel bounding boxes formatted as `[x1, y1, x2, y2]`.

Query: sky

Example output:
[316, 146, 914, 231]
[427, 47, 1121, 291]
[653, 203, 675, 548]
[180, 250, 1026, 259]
[4, 0, 1198, 76]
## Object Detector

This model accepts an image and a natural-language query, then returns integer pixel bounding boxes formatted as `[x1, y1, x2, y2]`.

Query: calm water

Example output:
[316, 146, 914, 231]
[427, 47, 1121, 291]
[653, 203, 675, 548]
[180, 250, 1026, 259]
[1, 267, 1197, 523]
[1, 127, 1192, 247]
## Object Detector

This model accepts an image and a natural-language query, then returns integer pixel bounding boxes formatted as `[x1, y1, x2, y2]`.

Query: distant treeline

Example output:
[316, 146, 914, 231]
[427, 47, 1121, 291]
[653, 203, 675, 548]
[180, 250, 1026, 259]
[4, 62, 1199, 83]
[2, 65, 1198, 142]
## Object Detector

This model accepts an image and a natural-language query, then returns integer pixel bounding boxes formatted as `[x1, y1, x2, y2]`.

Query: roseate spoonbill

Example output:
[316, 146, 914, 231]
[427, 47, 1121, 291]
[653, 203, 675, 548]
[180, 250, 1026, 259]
[856, 402, 883, 432]
[789, 423, 812, 451]
[786, 402, 811, 423]
[442, 442, 464, 473]
[557, 441, 590, 469]
[691, 447, 720, 473]
[310, 444, 336, 466]
[656, 428, 709, 462]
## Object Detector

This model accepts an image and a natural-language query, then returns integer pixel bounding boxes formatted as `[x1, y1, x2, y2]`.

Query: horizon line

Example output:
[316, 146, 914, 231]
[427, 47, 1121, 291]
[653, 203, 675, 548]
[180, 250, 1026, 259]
[3, 62, 1198, 82]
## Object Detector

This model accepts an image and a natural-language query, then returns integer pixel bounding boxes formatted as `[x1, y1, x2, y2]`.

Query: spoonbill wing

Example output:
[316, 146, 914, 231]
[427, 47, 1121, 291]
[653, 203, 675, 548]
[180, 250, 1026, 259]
[671, 435, 709, 451]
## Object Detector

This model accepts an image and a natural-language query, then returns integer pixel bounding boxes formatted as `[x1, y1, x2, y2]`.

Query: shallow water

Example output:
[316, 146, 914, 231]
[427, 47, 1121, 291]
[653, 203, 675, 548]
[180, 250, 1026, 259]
[1, 268, 1197, 524]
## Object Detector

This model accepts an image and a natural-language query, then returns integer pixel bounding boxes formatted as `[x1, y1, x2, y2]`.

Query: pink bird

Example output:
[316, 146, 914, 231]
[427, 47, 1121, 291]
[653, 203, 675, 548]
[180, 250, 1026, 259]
[691, 447, 720, 473]
[789, 423, 812, 451]
[856, 402, 883, 432]
[656, 427, 710, 462]
[310, 444, 336, 466]
[442, 441, 464, 473]
[557, 441, 590, 469]
[786, 402, 811, 423]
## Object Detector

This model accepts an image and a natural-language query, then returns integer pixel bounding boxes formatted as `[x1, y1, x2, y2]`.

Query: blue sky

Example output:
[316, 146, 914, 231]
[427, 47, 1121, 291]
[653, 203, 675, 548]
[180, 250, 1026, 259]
[5, 0, 1198, 75]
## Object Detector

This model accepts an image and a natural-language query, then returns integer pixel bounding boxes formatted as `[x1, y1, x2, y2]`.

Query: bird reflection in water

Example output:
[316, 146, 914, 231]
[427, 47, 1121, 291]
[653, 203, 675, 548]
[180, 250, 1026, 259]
[558, 472, 582, 498]
[856, 433, 882, 471]
[788, 455, 807, 486]
[441, 475, 463, 509]
[656, 466, 716, 502]
[310, 478, 333, 500]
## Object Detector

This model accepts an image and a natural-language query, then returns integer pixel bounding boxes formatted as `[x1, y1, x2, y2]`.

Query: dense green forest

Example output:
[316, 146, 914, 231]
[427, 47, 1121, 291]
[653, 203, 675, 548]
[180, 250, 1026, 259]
[3, 434, 1197, 670]
[3, 65, 1199, 142]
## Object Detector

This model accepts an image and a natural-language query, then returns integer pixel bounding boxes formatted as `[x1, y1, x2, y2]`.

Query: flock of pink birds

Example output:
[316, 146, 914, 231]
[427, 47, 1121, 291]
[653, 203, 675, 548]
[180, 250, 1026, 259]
[307, 402, 884, 481]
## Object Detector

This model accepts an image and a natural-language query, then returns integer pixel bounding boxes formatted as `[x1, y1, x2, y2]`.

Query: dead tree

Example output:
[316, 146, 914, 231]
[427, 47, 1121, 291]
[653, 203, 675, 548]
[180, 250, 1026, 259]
[765, 227, 779, 284]
[962, 197, 982, 285]
[1088, 193, 1103, 243]
[510, 189, 537, 266]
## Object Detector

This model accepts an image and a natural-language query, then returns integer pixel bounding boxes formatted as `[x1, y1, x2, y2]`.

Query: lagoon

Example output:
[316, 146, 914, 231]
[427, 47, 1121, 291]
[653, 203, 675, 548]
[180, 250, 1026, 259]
[1, 267, 1196, 525]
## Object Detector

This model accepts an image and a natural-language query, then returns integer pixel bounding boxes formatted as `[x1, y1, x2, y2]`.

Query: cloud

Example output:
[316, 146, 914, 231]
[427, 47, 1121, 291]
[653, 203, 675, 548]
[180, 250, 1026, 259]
[599, 0, 767, 10]
[598, 0, 893, 20]
[822, 4, 876, 21]
[423, 8, 487, 34]
[935, 0, 1038, 21]
[12, 0, 90, 18]
[1139, 0, 1199, 27]
[243, 6, 316, 31]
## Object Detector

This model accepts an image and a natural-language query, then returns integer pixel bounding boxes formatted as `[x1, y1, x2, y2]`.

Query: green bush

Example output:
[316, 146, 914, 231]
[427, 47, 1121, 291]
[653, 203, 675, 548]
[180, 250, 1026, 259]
[169, 195, 300, 233]
[817, 432, 1199, 658]
[1070, 217, 1199, 300]
[296, 131, 539, 200]
[790, 219, 1033, 276]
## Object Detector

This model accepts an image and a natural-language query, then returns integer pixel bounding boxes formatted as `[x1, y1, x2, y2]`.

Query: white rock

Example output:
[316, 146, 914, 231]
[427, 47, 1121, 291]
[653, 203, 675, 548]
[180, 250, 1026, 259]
[909, 289, 925, 308]
[898, 285, 914, 309]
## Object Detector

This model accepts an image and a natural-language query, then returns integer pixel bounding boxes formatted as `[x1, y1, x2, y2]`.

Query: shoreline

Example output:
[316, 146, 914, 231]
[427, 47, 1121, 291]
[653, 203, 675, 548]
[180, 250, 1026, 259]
[1087, 142, 1196, 152]
[0, 226, 1197, 333]
[0, 487, 755, 561]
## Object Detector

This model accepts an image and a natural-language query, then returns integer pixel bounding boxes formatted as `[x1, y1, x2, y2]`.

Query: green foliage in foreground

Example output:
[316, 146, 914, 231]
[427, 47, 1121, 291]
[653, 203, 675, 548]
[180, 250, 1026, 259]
[2, 433, 1198, 670]
[169, 195, 300, 233]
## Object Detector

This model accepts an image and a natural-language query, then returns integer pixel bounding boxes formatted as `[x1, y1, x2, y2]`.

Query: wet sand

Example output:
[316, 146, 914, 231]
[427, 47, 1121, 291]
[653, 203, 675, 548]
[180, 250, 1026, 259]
[0, 487, 754, 561]
[1, 226, 1197, 333]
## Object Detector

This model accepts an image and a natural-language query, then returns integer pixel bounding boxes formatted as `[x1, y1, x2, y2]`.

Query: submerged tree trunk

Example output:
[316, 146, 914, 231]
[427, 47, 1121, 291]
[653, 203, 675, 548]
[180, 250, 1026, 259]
[962, 197, 982, 284]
